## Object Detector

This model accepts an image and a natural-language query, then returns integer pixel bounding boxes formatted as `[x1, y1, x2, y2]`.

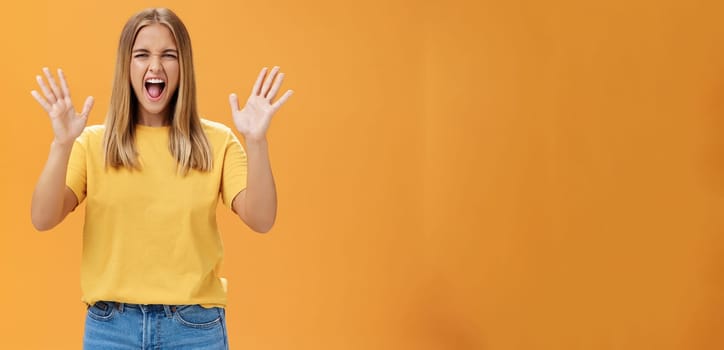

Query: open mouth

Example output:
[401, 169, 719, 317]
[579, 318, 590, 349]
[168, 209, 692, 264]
[144, 78, 166, 101]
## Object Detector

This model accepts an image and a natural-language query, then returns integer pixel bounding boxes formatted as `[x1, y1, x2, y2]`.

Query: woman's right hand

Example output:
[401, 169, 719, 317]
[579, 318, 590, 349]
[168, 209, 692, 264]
[31, 67, 94, 146]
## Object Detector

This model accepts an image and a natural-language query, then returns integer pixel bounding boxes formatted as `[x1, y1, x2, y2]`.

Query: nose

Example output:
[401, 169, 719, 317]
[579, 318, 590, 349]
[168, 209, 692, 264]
[149, 55, 163, 73]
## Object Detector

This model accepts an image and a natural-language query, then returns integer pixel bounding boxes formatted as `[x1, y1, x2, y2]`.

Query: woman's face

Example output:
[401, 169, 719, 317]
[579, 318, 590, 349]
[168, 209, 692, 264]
[130, 23, 180, 119]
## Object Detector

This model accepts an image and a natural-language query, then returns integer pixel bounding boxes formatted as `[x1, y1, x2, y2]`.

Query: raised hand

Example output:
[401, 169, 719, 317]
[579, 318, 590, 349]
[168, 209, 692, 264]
[31, 67, 94, 146]
[229, 66, 293, 142]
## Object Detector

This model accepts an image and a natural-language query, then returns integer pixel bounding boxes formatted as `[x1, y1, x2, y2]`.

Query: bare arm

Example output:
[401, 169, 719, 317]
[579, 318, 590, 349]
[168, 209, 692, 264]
[232, 138, 277, 233]
[31, 142, 80, 231]
[29, 67, 93, 231]
[229, 66, 293, 233]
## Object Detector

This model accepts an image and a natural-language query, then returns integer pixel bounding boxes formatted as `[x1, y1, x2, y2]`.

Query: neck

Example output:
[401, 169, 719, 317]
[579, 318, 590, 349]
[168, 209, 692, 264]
[137, 108, 171, 127]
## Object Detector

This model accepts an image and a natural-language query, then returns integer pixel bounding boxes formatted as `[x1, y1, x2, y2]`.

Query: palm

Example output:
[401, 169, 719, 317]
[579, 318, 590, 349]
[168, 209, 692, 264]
[50, 105, 88, 144]
[31, 68, 94, 145]
[230, 66, 293, 141]
[232, 96, 274, 139]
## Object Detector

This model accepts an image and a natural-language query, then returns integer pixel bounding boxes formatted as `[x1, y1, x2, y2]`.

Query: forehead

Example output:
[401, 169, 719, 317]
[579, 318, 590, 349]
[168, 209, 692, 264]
[133, 23, 177, 49]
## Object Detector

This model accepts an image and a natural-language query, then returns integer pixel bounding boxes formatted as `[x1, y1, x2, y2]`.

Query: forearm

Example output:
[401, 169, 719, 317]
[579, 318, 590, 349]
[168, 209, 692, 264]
[31, 141, 73, 230]
[240, 138, 277, 232]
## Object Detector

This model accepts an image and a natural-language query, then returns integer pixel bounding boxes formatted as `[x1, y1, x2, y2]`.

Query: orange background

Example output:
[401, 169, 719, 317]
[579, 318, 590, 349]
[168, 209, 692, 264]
[1, 0, 724, 349]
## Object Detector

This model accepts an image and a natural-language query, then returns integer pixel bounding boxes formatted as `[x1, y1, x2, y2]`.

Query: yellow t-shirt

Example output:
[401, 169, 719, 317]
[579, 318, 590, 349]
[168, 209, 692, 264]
[66, 119, 247, 308]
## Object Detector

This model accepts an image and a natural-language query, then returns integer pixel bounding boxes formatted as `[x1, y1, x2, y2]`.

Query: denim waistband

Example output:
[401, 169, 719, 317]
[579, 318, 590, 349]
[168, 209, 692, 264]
[91, 301, 185, 316]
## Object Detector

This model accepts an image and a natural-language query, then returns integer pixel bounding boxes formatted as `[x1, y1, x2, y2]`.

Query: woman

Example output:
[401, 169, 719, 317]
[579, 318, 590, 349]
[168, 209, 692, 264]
[30, 7, 292, 349]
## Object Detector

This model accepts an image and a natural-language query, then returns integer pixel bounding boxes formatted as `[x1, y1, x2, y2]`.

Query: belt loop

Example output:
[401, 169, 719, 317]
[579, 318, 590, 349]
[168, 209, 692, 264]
[115, 302, 124, 313]
[163, 305, 173, 318]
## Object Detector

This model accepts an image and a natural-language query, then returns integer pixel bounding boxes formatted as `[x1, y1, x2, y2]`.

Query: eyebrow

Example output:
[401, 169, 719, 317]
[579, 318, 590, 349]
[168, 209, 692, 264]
[132, 48, 178, 54]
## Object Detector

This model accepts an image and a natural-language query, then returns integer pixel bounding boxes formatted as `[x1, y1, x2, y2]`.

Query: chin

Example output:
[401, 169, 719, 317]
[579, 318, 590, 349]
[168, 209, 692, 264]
[142, 104, 168, 115]
[135, 96, 171, 116]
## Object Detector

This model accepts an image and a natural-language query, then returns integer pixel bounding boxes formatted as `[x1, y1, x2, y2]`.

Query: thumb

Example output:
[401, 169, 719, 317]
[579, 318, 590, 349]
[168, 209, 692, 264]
[229, 93, 240, 112]
[79, 96, 94, 119]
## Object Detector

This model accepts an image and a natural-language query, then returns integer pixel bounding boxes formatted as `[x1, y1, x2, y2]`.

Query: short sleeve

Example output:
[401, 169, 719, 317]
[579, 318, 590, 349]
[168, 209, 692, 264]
[66, 131, 88, 205]
[220, 130, 248, 210]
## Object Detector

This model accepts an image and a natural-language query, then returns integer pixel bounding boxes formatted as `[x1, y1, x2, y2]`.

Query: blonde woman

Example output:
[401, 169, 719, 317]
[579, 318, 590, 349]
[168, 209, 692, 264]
[30, 7, 292, 349]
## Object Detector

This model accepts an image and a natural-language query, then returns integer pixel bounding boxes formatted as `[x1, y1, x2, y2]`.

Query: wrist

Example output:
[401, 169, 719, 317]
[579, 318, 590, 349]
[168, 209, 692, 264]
[244, 136, 268, 147]
[51, 138, 75, 151]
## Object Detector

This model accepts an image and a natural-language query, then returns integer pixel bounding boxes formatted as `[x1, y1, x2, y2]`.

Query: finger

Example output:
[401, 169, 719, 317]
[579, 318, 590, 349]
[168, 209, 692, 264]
[43, 67, 64, 100]
[58, 68, 72, 99]
[36, 74, 56, 103]
[79, 96, 94, 119]
[261, 66, 280, 97]
[271, 90, 294, 112]
[250, 67, 268, 97]
[266, 72, 284, 101]
[30, 90, 52, 113]
[229, 93, 240, 112]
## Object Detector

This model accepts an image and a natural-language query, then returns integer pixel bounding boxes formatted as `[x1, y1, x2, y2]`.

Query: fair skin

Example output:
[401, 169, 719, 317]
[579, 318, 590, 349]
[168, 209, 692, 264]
[130, 24, 180, 127]
[30, 23, 293, 233]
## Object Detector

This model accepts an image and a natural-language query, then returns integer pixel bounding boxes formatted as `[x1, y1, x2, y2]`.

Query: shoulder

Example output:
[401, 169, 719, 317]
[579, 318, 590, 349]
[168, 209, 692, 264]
[200, 118, 232, 133]
[83, 124, 105, 135]
[200, 118, 237, 141]
[75, 124, 106, 145]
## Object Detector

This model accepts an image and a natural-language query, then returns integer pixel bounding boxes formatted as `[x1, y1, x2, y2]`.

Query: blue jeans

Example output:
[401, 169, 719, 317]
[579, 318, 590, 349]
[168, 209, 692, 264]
[83, 301, 229, 349]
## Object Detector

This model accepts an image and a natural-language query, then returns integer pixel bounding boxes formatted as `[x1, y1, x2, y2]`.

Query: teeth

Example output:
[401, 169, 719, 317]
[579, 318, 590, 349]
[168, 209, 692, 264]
[145, 78, 164, 84]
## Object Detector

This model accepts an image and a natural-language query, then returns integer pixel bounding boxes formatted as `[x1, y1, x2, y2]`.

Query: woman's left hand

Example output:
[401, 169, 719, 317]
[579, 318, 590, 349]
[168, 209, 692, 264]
[229, 66, 293, 142]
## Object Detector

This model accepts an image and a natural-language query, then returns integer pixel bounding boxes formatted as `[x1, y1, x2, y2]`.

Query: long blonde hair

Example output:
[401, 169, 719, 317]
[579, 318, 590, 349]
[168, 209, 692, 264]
[103, 7, 212, 175]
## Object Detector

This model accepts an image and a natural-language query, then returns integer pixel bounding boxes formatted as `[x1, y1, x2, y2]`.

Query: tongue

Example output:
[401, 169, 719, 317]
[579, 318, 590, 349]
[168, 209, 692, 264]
[147, 84, 162, 98]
